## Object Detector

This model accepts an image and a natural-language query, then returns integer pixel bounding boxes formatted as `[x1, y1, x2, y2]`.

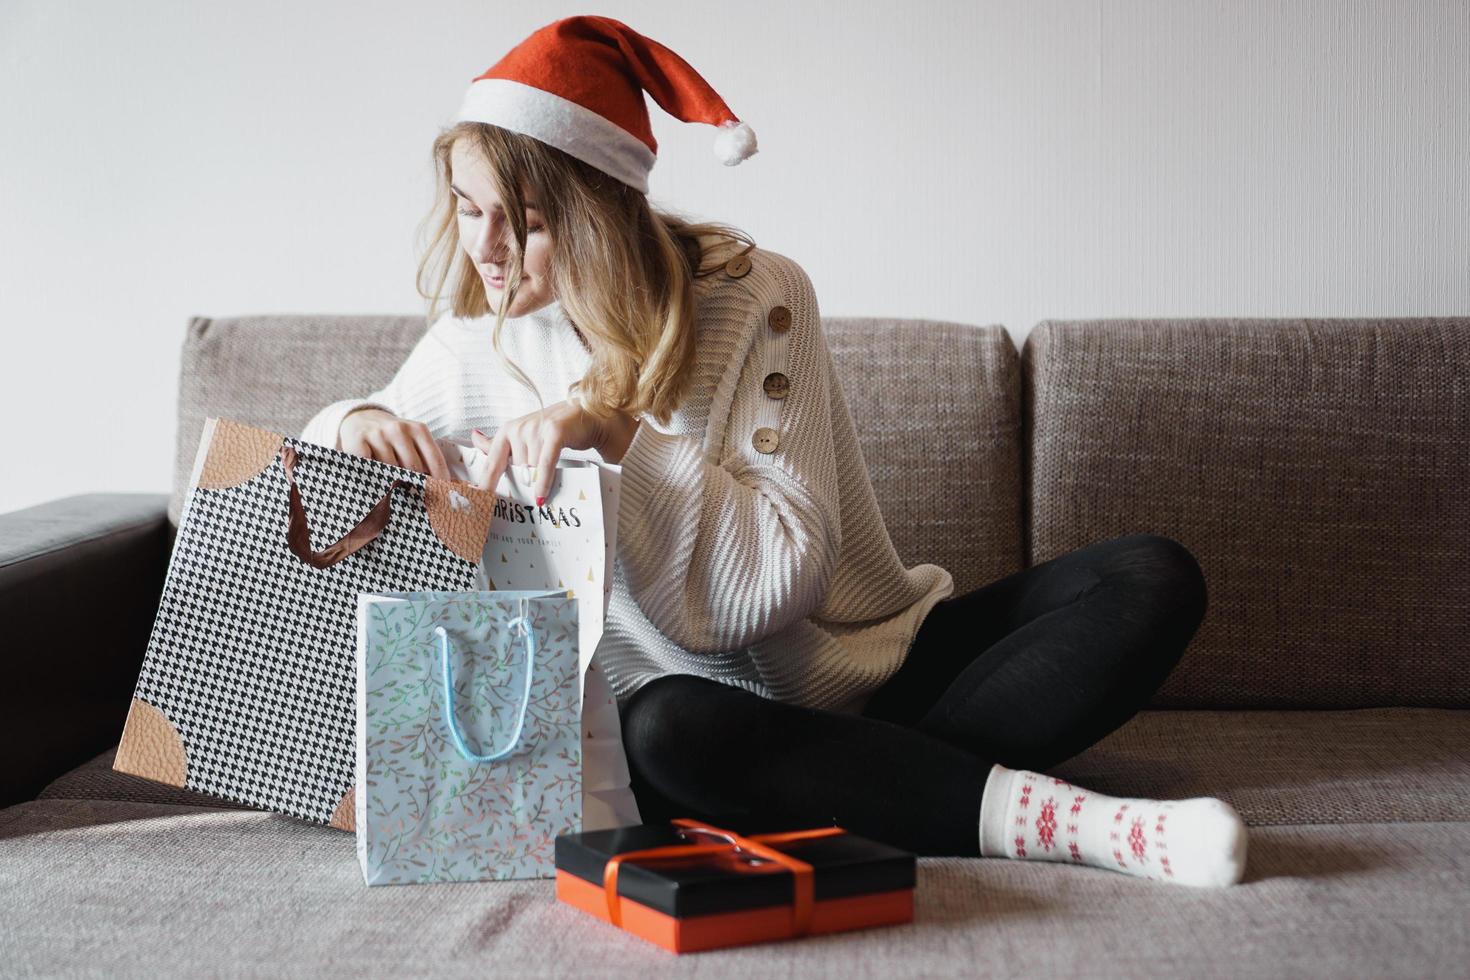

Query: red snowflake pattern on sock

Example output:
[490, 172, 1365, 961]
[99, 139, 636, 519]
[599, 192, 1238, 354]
[1155, 811, 1173, 878]
[1014, 777, 1035, 837]
[1010, 775, 1039, 858]
[1111, 804, 1129, 867]
[1128, 815, 1149, 862]
[1037, 798, 1058, 850]
[1066, 794, 1085, 862]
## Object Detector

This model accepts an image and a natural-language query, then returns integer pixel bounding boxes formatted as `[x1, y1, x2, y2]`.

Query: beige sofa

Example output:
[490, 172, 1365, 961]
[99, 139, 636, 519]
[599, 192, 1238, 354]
[2, 312, 1466, 977]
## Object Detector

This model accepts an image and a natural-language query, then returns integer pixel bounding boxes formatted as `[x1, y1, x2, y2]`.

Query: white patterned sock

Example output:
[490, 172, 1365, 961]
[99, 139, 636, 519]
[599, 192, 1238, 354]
[978, 763, 1248, 887]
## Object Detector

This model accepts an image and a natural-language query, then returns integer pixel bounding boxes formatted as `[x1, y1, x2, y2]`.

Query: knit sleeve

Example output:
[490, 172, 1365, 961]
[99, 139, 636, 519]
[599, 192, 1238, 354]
[299, 316, 461, 451]
[614, 256, 842, 655]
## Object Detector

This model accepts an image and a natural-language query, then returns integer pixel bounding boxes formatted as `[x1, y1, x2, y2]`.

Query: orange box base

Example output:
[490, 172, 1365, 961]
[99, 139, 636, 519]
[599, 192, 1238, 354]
[555, 868, 914, 953]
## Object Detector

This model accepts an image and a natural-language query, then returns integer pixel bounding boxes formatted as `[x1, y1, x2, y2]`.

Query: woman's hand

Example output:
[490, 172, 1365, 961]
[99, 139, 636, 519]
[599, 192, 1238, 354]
[472, 400, 640, 504]
[339, 408, 453, 480]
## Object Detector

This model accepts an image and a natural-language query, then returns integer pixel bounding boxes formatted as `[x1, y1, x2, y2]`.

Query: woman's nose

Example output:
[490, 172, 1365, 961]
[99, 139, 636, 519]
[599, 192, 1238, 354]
[478, 225, 514, 263]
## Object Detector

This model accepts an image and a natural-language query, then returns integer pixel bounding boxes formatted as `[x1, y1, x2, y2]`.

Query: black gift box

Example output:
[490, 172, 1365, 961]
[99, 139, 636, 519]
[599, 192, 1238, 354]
[554, 820, 917, 953]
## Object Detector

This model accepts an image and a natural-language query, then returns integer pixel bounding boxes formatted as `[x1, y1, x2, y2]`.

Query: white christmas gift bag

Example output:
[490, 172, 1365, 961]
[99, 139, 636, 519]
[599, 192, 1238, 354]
[355, 589, 580, 884]
[468, 453, 642, 831]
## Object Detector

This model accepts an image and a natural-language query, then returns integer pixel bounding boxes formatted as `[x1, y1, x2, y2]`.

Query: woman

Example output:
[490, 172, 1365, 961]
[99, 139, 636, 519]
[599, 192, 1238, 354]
[304, 15, 1247, 887]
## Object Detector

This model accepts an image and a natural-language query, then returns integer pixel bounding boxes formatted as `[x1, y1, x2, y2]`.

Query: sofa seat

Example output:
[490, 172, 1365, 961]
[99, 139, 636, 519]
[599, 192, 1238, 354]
[5, 708, 1466, 976]
[35, 707, 1470, 827]
[2, 801, 1464, 977]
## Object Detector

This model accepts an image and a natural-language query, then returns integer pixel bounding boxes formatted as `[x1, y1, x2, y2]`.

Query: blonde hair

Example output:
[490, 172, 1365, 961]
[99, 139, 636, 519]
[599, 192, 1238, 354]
[414, 121, 755, 428]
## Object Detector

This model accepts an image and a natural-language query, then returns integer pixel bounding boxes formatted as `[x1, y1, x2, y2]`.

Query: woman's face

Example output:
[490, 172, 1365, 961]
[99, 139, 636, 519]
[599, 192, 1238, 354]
[450, 141, 556, 316]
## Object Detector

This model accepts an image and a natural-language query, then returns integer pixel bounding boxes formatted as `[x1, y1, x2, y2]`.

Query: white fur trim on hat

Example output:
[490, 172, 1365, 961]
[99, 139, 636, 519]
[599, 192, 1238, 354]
[456, 78, 657, 193]
[714, 120, 758, 166]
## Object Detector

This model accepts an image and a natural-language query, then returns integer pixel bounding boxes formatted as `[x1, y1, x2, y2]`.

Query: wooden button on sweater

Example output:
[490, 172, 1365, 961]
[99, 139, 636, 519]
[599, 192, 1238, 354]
[724, 253, 752, 278]
[767, 306, 791, 332]
[763, 372, 789, 399]
[751, 427, 780, 453]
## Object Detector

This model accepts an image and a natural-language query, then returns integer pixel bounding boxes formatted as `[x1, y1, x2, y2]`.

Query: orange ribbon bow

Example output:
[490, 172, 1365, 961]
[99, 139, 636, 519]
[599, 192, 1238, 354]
[601, 818, 848, 935]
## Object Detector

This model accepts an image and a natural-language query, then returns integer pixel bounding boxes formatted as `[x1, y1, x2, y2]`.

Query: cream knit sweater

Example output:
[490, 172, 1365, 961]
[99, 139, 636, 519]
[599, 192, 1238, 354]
[301, 240, 954, 715]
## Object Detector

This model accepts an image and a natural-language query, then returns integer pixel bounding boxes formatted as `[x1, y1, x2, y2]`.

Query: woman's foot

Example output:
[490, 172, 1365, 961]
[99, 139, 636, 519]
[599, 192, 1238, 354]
[978, 763, 1248, 887]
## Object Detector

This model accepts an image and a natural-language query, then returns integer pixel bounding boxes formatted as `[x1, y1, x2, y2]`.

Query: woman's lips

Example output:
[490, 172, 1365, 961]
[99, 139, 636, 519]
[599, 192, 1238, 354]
[482, 272, 526, 287]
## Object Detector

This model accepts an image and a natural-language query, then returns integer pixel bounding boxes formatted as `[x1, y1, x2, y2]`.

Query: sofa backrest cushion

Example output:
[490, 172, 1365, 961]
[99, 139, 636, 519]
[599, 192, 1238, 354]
[1023, 317, 1469, 709]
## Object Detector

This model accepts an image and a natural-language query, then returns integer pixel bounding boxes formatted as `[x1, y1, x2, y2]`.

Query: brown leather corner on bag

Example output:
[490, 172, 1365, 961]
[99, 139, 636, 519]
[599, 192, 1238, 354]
[198, 417, 286, 488]
[423, 478, 496, 562]
[328, 787, 356, 832]
[113, 698, 188, 787]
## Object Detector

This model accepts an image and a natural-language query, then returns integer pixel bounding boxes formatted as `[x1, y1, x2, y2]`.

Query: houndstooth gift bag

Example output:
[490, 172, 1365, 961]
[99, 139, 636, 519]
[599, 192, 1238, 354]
[113, 416, 496, 828]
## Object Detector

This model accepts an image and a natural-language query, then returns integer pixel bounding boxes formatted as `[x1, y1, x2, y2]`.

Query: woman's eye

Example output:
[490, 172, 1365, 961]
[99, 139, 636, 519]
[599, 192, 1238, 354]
[455, 208, 543, 233]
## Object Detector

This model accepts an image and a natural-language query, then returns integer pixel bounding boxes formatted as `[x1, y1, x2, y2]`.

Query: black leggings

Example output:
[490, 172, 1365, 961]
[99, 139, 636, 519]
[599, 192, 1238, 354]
[619, 532, 1209, 856]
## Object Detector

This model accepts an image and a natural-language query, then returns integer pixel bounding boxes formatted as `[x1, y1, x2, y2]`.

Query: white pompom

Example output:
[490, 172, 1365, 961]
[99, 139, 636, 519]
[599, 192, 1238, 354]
[713, 119, 758, 166]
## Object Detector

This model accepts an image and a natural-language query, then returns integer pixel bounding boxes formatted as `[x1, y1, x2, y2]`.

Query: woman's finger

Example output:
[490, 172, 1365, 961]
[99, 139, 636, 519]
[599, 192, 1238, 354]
[470, 428, 494, 488]
[413, 427, 453, 482]
[479, 428, 514, 494]
[363, 430, 394, 465]
[339, 428, 369, 459]
[509, 431, 534, 492]
[383, 426, 427, 475]
[533, 427, 559, 504]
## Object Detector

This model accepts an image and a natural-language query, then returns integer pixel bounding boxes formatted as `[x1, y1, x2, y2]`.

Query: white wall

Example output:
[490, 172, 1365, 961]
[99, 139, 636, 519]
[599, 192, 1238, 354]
[2, 0, 1466, 516]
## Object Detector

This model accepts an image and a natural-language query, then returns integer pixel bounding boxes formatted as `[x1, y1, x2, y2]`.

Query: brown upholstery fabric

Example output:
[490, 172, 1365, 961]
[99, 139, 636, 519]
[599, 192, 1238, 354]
[173, 313, 1025, 596]
[1023, 317, 1470, 709]
[2, 798, 1466, 978]
[1045, 707, 1470, 826]
[825, 317, 1023, 595]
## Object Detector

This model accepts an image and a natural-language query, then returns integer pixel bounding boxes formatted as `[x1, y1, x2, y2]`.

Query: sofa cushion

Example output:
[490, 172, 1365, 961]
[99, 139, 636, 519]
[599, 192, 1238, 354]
[0, 493, 171, 807]
[1046, 707, 1470, 826]
[825, 317, 1023, 595]
[174, 314, 1024, 596]
[2, 798, 1465, 977]
[1023, 317, 1470, 709]
[40, 708, 1470, 828]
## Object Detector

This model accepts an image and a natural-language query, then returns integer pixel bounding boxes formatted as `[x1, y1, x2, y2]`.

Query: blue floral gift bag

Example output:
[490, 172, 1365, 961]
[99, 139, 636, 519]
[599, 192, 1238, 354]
[354, 589, 581, 885]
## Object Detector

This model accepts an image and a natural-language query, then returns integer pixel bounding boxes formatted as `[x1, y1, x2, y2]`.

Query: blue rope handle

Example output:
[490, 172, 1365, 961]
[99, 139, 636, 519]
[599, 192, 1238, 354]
[435, 599, 536, 763]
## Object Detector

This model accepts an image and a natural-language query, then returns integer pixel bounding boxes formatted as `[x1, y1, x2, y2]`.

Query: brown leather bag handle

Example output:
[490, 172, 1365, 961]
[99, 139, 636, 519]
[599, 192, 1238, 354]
[281, 444, 415, 569]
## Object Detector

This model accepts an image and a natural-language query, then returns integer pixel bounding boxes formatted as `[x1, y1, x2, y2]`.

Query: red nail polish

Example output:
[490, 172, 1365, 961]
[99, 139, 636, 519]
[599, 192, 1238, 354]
[536, 496, 545, 507]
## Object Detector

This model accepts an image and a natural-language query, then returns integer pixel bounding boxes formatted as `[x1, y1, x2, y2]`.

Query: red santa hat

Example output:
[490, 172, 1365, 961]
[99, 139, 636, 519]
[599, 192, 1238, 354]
[455, 15, 757, 194]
